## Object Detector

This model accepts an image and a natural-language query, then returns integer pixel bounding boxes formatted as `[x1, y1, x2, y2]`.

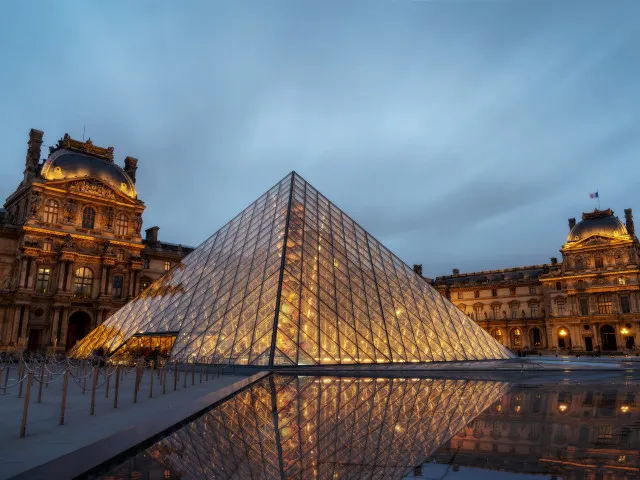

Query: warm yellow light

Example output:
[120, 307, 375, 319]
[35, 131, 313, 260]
[620, 405, 630, 413]
[558, 403, 568, 413]
[559, 329, 568, 337]
[621, 328, 629, 335]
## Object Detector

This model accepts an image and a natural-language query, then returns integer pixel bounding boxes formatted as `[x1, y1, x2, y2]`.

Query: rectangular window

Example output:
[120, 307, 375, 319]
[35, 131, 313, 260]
[112, 275, 123, 298]
[621, 295, 630, 313]
[580, 297, 589, 316]
[164, 261, 171, 272]
[510, 304, 518, 319]
[143, 257, 150, 269]
[474, 290, 479, 298]
[557, 301, 565, 316]
[510, 287, 516, 296]
[491, 289, 497, 297]
[492, 305, 499, 320]
[529, 287, 536, 295]
[35, 267, 50, 293]
[530, 303, 538, 317]
[43, 239, 53, 252]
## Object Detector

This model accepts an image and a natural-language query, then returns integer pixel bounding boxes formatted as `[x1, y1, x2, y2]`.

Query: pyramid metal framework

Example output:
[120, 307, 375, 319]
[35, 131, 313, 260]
[73, 172, 513, 365]
[105, 375, 509, 479]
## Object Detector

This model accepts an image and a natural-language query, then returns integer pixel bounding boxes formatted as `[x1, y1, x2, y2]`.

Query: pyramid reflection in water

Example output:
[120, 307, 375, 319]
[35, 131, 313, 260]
[73, 172, 513, 365]
[102, 376, 509, 480]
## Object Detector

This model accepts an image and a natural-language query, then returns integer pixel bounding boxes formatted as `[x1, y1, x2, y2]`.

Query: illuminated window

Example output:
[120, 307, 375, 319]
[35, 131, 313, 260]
[556, 299, 565, 316]
[511, 328, 522, 347]
[82, 207, 95, 229]
[492, 329, 502, 342]
[74, 267, 93, 298]
[43, 238, 53, 252]
[530, 302, 538, 317]
[597, 294, 612, 314]
[164, 261, 171, 271]
[35, 267, 50, 293]
[621, 295, 630, 313]
[116, 214, 128, 236]
[617, 276, 626, 285]
[594, 255, 603, 269]
[43, 199, 59, 224]
[112, 275, 123, 297]
[491, 305, 499, 320]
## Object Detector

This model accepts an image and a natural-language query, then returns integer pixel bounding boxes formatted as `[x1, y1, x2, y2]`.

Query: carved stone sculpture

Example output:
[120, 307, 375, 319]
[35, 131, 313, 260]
[29, 192, 42, 218]
[133, 212, 143, 235]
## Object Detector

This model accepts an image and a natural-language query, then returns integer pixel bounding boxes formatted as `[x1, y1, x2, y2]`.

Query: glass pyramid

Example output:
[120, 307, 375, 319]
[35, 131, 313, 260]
[72, 172, 513, 365]
[102, 375, 509, 479]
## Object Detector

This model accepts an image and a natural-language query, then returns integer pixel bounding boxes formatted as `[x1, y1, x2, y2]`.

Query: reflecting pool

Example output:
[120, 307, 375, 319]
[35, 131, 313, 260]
[97, 375, 639, 480]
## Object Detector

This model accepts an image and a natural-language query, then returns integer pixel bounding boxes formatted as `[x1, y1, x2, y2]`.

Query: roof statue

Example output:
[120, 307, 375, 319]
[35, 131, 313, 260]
[72, 172, 513, 365]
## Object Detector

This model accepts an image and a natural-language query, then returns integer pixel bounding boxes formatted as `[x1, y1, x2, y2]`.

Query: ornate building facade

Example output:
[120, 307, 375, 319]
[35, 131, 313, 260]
[0, 129, 193, 353]
[433, 209, 640, 353]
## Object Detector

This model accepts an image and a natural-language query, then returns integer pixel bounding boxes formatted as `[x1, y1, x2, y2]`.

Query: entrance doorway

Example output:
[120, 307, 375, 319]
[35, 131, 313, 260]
[27, 329, 42, 351]
[66, 311, 92, 351]
[600, 325, 617, 351]
[625, 336, 635, 349]
[584, 337, 593, 352]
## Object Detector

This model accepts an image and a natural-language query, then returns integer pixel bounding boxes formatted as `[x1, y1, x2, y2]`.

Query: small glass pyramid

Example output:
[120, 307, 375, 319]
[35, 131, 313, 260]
[72, 172, 513, 365]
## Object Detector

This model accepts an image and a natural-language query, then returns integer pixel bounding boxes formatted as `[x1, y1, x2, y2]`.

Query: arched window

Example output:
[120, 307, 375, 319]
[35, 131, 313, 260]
[597, 294, 612, 314]
[43, 199, 59, 224]
[492, 329, 503, 343]
[74, 267, 93, 298]
[116, 213, 128, 236]
[82, 207, 96, 229]
[594, 254, 603, 269]
[511, 328, 522, 347]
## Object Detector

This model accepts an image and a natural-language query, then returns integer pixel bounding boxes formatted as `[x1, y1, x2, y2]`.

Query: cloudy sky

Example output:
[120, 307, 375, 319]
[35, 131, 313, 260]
[1, 1, 639, 277]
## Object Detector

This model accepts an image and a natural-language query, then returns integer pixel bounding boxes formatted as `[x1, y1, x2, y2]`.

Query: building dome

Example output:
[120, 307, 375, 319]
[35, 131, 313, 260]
[41, 148, 137, 199]
[566, 209, 627, 243]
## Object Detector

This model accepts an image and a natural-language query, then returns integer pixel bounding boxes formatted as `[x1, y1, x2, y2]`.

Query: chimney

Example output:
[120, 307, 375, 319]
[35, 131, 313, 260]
[124, 156, 138, 184]
[550, 257, 558, 265]
[452, 268, 460, 275]
[413, 264, 423, 276]
[625, 208, 635, 235]
[24, 128, 43, 182]
[145, 226, 159, 243]
[568, 218, 576, 230]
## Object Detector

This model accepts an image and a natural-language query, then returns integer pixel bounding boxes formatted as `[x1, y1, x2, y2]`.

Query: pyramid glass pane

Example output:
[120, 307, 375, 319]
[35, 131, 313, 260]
[72, 172, 513, 364]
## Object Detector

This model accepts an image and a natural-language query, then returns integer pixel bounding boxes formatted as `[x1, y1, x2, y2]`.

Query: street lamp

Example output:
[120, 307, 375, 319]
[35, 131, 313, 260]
[559, 328, 568, 337]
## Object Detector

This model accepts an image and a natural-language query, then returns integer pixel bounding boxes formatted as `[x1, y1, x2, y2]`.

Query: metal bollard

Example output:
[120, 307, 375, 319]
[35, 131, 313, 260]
[37, 363, 45, 403]
[114, 365, 120, 409]
[60, 368, 69, 425]
[105, 366, 111, 398]
[149, 363, 154, 398]
[20, 372, 34, 437]
[90, 368, 99, 415]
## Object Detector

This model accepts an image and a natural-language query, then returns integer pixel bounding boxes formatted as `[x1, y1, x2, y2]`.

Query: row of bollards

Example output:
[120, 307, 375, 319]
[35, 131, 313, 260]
[0, 358, 220, 439]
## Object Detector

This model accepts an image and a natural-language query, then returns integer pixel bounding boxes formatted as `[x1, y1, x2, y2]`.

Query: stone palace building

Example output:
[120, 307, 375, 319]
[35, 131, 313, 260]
[0, 129, 193, 353]
[432, 209, 639, 353]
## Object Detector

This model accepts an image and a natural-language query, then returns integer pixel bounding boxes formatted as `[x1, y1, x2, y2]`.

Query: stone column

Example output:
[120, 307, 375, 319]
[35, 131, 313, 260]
[26, 260, 38, 290]
[99, 263, 108, 296]
[65, 262, 75, 293]
[20, 305, 30, 342]
[50, 307, 60, 345]
[18, 258, 29, 289]
[56, 261, 66, 291]
[10, 307, 21, 344]
[59, 308, 69, 348]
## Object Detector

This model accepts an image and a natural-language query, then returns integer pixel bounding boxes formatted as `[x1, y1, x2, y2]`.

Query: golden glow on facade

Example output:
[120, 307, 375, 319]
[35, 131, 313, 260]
[72, 173, 513, 364]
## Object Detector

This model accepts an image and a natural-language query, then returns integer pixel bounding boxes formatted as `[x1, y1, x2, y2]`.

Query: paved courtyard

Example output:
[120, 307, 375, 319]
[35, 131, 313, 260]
[0, 364, 245, 479]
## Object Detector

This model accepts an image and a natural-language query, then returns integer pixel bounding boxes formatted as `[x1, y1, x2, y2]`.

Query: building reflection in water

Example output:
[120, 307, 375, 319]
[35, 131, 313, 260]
[417, 381, 639, 480]
[97, 376, 639, 480]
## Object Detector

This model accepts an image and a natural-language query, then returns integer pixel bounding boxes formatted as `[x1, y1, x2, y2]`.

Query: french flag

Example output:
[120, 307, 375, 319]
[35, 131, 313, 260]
[590, 192, 599, 199]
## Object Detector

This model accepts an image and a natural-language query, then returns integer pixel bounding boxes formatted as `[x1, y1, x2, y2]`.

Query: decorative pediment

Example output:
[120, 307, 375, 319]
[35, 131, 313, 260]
[563, 234, 630, 251]
[68, 179, 117, 199]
